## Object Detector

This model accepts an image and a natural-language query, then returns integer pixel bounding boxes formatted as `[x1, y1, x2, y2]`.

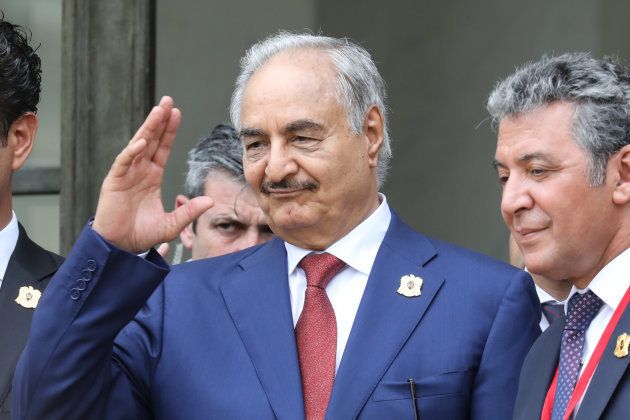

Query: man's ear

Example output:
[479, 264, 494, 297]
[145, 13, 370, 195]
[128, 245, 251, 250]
[363, 105, 384, 167]
[612, 145, 630, 205]
[176, 194, 194, 249]
[8, 113, 38, 171]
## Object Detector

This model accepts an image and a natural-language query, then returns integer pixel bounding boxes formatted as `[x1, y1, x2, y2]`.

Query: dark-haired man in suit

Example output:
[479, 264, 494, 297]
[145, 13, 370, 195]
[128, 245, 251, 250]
[490, 52, 630, 419]
[0, 15, 63, 419]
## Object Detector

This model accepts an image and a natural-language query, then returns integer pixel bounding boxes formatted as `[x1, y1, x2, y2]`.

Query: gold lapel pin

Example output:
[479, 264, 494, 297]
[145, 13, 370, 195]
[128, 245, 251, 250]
[15, 286, 42, 309]
[397, 274, 423, 298]
[614, 333, 630, 358]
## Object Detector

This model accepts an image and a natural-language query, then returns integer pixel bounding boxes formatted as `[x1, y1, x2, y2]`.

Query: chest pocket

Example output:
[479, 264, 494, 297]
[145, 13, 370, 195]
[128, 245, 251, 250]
[371, 370, 473, 401]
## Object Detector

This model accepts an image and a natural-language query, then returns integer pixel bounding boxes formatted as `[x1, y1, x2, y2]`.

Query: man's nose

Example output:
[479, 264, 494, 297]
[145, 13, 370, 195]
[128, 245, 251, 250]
[501, 175, 534, 218]
[265, 141, 298, 182]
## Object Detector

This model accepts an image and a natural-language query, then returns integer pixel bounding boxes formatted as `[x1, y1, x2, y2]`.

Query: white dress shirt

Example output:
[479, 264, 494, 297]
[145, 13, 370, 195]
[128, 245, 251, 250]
[285, 194, 391, 371]
[0, 211, 19, 289]
[566, 247, 630, 414]
[536, 284, 564, 332]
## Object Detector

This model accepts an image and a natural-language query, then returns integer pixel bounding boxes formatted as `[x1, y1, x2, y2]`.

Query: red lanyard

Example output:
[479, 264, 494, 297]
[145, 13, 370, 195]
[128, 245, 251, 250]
[541, 285, 630, 420]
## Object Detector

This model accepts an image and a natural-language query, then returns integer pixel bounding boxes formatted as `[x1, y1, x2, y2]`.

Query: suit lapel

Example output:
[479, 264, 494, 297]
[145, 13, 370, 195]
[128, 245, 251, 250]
[326, 213, 444, 419]
[221, 238, 305, 420]
[515, 318, 564, 420]
[0, 225, 60, 400]
[576, 305, 630, 420]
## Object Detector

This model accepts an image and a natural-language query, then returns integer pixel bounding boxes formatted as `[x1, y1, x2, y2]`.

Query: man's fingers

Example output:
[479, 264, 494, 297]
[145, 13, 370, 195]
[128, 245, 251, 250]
[152, 108, 181, 168]
[129, 106, 164, 144]
[164, 196, 213, 239]
[109, 139, 147, 178]
[129, 97, 174, 147]
[156, 242, 170, 258]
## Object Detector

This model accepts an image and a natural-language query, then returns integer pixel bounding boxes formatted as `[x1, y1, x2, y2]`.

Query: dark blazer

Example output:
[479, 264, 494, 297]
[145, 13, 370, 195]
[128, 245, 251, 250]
[514, 305, 630, 419]
[13, 212, 540, 419]
[0, 223, 62, 419]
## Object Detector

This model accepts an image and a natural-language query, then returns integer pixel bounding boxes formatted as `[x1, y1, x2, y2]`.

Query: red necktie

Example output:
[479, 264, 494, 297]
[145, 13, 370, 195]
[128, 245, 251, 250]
[296, 252, 346, 420]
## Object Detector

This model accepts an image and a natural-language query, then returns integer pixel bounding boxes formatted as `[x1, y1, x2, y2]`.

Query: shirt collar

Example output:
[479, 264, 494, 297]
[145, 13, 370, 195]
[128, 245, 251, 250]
[566, 247, 630, 312]
[285, 194, 392, 276]
[535, 283, 564, 305]
[0, 211, 19, 280]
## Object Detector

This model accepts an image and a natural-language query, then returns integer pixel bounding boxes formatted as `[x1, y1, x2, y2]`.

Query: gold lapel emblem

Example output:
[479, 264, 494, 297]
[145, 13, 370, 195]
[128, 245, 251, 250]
[15, 286, 42, 309]
[397, 274, 423, 298]
[614, 333, 630, 358]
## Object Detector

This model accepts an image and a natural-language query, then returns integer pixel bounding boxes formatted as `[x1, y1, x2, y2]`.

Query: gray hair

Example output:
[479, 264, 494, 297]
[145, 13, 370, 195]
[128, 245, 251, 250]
[184, 123, 245, 199]
[487, 52, 630, 186]
[230, 31, 392, 188]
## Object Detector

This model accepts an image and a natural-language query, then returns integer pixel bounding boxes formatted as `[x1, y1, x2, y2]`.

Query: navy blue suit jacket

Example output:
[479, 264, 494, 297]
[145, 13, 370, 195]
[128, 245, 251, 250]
[14, 212, 540, 419]
[514, 308, 630, 420]
[0, 224, 62, 419]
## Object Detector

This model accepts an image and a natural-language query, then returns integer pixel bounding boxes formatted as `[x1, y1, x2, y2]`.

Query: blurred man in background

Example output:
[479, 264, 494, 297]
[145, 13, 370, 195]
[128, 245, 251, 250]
[171, 123, 273, 262]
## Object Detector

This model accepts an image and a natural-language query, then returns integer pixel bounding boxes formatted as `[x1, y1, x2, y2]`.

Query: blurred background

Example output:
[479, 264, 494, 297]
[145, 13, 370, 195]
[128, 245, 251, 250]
[5, 0, 630, 261]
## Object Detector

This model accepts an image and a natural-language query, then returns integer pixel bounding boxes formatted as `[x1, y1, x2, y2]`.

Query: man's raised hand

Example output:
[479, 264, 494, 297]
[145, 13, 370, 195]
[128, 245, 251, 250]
[93, 96, 213, 253]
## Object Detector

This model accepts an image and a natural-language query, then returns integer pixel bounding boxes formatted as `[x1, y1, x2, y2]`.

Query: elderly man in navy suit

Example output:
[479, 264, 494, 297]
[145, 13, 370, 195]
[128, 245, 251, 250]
[490, 52, 630, 420]
[13, 32, 539, 419]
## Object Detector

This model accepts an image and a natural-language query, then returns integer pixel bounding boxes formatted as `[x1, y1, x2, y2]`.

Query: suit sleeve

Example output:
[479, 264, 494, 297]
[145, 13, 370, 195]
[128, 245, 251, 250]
[11, 225, 170, 420]
[471, 270, 541, 419]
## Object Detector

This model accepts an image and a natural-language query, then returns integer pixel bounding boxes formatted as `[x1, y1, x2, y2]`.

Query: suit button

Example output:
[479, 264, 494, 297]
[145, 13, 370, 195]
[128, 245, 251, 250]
[86, 259, 97, 272]
[70, 288, 81, 300]
[80, 269, 92, 281]
[76, 279, 87, 291]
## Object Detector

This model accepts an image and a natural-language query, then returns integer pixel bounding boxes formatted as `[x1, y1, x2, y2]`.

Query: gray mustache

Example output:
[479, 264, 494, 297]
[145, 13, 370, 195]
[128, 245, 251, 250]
[261, 179, 318, 194]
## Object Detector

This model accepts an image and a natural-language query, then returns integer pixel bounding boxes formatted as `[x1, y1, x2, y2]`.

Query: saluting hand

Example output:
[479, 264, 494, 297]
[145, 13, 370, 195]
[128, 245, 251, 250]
[93, 96, 213, 253]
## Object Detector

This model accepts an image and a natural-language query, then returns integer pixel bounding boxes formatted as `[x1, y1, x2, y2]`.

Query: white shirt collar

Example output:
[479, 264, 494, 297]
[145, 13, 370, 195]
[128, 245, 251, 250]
[285, 194, 392, 275]
[535, 283, 563, 305]
[0, 211, 20, 281]
[566, 247, 630, 312]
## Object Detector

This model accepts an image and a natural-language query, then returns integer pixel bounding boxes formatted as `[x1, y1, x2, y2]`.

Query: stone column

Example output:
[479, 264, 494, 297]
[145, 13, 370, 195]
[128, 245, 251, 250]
[60, 0, 155, 253]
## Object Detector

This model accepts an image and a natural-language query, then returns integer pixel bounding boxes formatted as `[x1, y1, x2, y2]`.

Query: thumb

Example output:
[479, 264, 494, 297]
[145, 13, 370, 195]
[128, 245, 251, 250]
[164, 196, 213, 239]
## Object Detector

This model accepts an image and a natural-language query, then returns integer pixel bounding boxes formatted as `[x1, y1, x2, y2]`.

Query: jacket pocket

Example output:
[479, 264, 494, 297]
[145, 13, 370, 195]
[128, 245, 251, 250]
[371, 370, 472, 401]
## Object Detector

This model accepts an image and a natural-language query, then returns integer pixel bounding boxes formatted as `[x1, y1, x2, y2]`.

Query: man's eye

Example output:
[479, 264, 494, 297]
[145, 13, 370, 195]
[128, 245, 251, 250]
[216, 223, 236, 232]
[497, 174, 509, 186]
[245, 140, 263, 150]
[244, 141, 268, 161]
[529, 168, 547, 177]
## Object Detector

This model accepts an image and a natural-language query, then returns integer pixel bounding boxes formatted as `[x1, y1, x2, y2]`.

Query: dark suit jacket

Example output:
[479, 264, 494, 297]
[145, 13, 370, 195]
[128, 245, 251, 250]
[514, 305, 630, 419]
[0, 224, 62, 419]
[13, 212, 540, 419]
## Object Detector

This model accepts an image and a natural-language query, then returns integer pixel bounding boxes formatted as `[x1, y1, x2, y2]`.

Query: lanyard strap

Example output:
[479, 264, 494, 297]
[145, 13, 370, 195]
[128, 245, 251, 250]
[541, 369, 559, 420]
[541, 285, 630, 420]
